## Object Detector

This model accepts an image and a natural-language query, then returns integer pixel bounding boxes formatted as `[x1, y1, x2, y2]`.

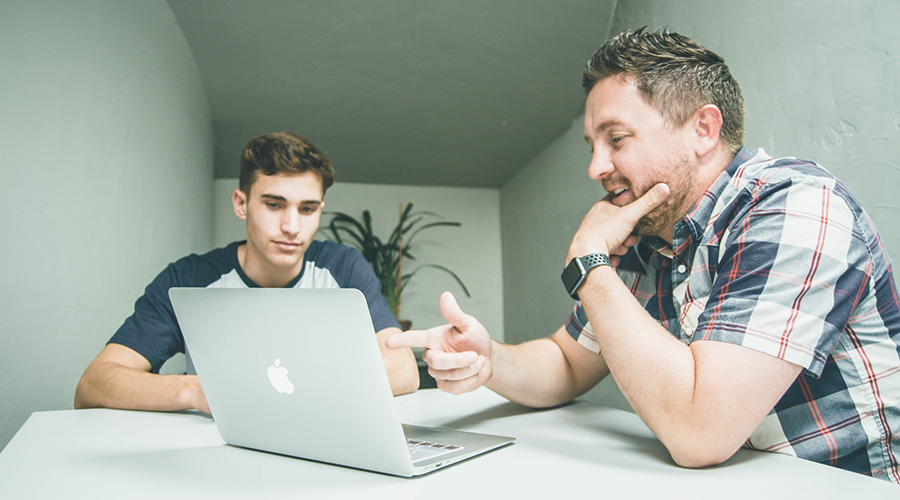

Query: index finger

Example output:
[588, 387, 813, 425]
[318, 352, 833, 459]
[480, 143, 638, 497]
[624, 183, 670, 221]
[384, 326, 447, 350]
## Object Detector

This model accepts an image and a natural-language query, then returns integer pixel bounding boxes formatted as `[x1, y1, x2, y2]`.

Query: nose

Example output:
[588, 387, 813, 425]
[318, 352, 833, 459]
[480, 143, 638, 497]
[281, 210, 301, 237]
[588, 147, 614, 180]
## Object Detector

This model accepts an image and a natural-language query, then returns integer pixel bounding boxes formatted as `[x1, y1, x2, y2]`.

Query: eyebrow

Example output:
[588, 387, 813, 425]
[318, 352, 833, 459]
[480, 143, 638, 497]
[260, 194, 322, 206]
[593, 119, 625, 134]
[585, 119, 628, 144]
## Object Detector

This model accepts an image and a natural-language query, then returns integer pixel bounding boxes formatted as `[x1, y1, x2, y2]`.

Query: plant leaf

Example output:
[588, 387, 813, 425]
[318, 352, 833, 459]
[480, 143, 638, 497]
[318, 203, 469, 313]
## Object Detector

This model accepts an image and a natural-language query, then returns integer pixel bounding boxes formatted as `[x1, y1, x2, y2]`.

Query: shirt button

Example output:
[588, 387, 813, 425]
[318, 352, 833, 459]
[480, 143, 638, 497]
[684, 327, 694, 337]
[677, 264, 687, 274]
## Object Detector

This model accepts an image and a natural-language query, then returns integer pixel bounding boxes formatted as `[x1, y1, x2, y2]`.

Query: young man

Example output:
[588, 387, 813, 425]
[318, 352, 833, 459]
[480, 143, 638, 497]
[76, 132, 419, 413]
[388, 28, 900, 483]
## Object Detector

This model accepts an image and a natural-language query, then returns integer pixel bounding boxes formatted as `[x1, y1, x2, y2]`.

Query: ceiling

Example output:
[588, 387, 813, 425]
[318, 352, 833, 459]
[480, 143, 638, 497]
[166, 0, 617, 187]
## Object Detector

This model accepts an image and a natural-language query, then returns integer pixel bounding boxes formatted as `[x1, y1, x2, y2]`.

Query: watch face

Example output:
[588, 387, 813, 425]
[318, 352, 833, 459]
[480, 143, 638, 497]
[561, 258, 585, 296]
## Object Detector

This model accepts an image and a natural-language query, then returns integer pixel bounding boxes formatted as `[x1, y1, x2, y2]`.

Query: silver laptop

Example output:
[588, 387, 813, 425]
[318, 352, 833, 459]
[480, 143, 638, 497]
[169, 287, 514, 477]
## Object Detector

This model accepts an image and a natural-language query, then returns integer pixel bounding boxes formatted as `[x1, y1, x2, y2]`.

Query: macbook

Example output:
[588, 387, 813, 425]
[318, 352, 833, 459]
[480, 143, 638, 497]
[169, 287, 514, 477]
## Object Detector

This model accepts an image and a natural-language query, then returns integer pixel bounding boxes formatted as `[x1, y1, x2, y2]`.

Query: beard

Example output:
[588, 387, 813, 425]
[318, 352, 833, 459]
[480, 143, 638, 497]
[606, 154, 698, 239]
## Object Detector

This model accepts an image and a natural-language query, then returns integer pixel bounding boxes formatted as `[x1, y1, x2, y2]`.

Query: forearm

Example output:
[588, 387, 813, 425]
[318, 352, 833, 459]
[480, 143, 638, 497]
[384, 351, 420, 396]
[74, 362, 204, 412]
[486, 336, 594, 408]
[579, 266, 758, 467]
[377, 328, 420, 396]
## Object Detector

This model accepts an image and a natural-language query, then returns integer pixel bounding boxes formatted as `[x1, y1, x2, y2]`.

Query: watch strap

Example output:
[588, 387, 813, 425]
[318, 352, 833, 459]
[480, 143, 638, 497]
[579, 253, 610, 270]
[561, 252, 611, 300]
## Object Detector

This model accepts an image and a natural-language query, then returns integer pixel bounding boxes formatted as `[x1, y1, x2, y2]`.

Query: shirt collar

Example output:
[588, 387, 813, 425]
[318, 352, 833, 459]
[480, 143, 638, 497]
[679, 146, 753, 238]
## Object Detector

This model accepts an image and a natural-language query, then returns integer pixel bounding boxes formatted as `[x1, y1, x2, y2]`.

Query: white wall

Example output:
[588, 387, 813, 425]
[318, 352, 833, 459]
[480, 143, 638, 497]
[0, 0, 214, 450]
[214, 180, 505, 341]
[501, 115, 633, 410]
[500, 113, 603, 343]
[499, 0, 900, 410]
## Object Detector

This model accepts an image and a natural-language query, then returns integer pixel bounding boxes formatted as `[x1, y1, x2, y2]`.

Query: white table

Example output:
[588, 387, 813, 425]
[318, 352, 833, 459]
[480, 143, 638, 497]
[0, 388, 895, 498]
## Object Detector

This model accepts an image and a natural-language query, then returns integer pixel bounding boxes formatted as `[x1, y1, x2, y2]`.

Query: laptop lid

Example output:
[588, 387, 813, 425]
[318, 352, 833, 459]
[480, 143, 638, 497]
[169, 287, 513, 477]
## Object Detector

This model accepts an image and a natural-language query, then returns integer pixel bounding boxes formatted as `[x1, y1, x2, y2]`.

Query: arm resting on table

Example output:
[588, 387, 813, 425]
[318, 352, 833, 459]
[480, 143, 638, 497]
[74, 343, 209, 414]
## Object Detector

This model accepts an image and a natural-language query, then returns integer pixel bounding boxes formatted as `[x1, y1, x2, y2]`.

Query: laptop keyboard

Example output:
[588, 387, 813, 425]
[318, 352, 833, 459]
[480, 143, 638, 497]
[407, 439, 463, 462]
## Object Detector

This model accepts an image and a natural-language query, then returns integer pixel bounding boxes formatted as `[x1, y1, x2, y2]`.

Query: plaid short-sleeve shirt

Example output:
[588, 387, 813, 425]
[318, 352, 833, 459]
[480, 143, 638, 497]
[566, 148, 900, 483]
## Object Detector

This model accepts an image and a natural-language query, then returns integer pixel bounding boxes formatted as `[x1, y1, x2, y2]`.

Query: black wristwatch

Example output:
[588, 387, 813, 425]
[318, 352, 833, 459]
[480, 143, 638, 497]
[561, 253, 611, 300]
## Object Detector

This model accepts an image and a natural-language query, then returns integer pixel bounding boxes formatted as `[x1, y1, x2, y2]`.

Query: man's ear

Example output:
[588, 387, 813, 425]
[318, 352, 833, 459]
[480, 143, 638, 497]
[232, 189, 248, 220]
[693, 104, 723, 157]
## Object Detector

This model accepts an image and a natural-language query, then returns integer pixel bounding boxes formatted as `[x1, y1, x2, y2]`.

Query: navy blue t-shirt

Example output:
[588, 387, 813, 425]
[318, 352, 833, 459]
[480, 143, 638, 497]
[109, 240, 400, 373]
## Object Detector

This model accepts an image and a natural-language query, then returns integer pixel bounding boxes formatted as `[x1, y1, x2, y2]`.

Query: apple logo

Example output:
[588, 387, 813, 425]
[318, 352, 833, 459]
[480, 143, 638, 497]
[266, 358, 294, 395]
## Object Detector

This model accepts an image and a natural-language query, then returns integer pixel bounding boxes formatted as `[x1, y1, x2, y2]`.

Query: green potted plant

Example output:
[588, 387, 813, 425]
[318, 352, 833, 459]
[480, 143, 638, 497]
[320, 203, 470, 328]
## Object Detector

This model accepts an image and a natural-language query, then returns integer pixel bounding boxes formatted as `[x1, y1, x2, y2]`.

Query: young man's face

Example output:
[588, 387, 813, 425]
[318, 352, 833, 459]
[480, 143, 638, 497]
[232, 171, 324, 286]
[583, 74, 699, 240]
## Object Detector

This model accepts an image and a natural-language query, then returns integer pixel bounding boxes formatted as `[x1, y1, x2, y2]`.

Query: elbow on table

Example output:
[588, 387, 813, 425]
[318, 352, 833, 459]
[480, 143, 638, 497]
[664, 438, 741, 469]
[500, 389, 577, 410]
[73, 380, 96, 410]
[72, 364, 116, 410]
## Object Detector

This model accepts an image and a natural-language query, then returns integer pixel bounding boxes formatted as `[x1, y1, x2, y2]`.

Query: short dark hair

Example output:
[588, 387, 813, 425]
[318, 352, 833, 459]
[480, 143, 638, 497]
[239, 132, 335, 195]
[583, 27, 745, 155]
